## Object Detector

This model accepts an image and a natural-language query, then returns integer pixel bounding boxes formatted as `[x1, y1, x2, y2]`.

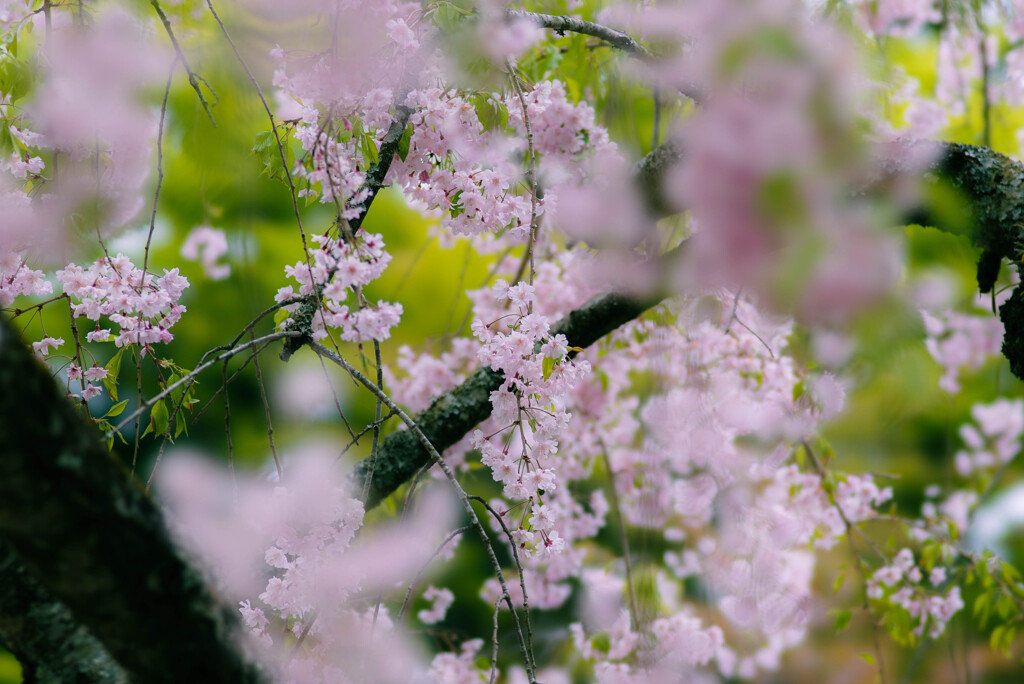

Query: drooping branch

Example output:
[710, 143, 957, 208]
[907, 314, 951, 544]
[0, 316, 266, 684]
[503, 9, 703, 102]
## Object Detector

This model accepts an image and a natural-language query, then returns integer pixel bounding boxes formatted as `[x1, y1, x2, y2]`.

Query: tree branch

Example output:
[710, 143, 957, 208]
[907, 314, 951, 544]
[887, 140, 1024, 379]
[351, 286, 664, 509]
[0, 315, 266, 683]
[0, 540, 128, 684]
[504, 9, 649, 56]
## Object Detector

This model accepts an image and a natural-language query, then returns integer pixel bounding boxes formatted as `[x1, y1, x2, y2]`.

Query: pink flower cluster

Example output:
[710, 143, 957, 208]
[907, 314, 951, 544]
[57, 254, 189, 352]
[866, 548, 964, 639]
[766, 466, 893, 552]
[0, 251, 52, 306]
[395, 87, 534, 239]
[953, 399, 1024, 476]
[391, 80, 616, 244]
[417, 585, 454, 625]
[921, 308, 1004, 393]
[425, 639, 484, 683]
[470, 279, 590, 558]
[266, 1, 427, 214]
[276, 231, 402, 343]
[161, 452, 465, 684]
[292, 116, 369, 213]
[180, 226, 231, 280]
[502, 80, 615, 161]
[383, 341, 477, 413]
[3, 151, 44, 179]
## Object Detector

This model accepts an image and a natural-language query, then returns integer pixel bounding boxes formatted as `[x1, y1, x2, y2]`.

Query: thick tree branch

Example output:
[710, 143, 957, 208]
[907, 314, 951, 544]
[893, 140, 1024, 292]
[0, 540, 128, 684]
[872, 140, 1024, 379]
[350, 103, 413, 231]
[0, 315, 265, 683]
[351, 287, 664, 509]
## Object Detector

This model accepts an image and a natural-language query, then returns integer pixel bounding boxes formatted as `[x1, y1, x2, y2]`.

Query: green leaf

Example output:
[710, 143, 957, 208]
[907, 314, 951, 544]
[397, 124, 413, 161]
[168, 373, 184, 409]
[175, 410, 188, 439]
[252, 130, 275, 153]
[975, 591, 991, 623]
[996, 594, 1016, 621]
[834, 571, 847, 594]
[860, 653, 876, 665]
[362, 132, 379, 166]
[832, 609, 852, 632]
[252, 130, 284, 181]
[104, 347, 125, 403]
[990, 624, 1015, 656]
[543, 356, 556, 380]
[150, 399, 169, 437]
[104, 399, 129, 419]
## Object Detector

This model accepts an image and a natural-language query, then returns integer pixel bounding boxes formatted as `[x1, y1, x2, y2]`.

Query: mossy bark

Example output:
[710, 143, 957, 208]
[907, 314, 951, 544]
[0, 315, 266, 684]
[900, 141, 1024, 379]
[0, 540, 128, 684]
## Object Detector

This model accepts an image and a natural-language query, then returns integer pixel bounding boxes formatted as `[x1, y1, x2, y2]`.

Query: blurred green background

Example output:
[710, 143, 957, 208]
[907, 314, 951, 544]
[3, 0, 1024, 681]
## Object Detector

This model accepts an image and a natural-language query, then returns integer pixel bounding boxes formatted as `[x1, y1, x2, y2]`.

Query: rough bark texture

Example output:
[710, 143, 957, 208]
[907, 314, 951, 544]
[504, 9, 648, 55]
[895, 141, 1024, 379]
[0, 541, 128, 684]
[0, 315, 266, 684]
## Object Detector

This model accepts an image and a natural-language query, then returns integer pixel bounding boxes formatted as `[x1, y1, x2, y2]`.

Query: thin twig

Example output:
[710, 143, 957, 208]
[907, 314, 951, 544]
[204, 0, 312, 269]
[149, 0, 217, 124]
[109, 331, 301, 437]
[601, 445, 639, 630]
[361, 341, 385, 501]
[250, 329, 282, 481]
[805, 443, 887, 684]
[506, 60, 540, 288]
[468, 495, 537, 675]
[290, 609, 318, 658]
[396, 525, 470, 624]
[221, 359, 237, 502]
[143, 58, 177, 275]
[132, 351, 143, 476]
[488, 596, 502, 684]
